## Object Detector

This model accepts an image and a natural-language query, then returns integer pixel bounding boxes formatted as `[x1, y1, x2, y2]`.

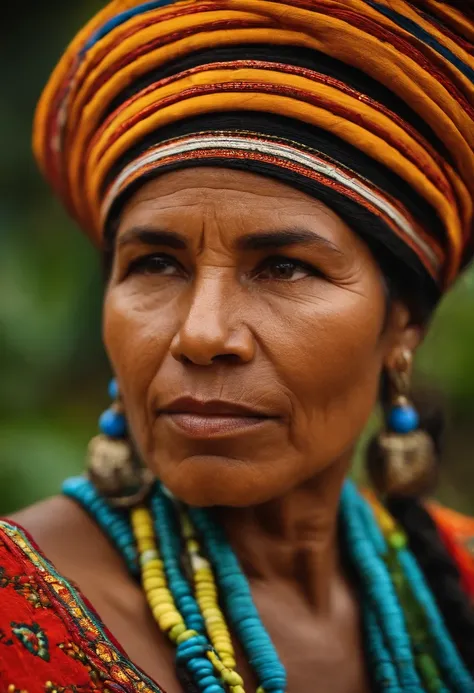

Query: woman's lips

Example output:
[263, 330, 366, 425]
[156, 397, 279, 439]
[163, 413, 271, 438]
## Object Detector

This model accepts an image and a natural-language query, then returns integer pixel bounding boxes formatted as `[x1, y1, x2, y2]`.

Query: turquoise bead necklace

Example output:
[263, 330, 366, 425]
[63, 381, 473, 693]
[63, 475, 473, 693]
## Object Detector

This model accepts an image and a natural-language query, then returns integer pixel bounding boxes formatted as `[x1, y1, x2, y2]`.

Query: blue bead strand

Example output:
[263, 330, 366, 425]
[354, 491, 472, 692]
[189, 506, 287, 693]
[62, 476, 139, 575]
[355, 494, 448, 693]
[363, 605, 403, 692]
[397, 550, 474, 693]
[340, 481, 423, 692]
[175, 634, 225, 693]
[151, 490, 225, 693]
[151, 489, 205, 634]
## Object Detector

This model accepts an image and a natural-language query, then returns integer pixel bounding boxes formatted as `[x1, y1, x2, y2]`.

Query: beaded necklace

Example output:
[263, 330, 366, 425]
[63, 476, 473, 693]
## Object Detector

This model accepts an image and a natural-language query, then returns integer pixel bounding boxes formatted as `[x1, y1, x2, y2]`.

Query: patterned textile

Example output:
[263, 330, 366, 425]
[0, 521, 162, 693]
[33, 0, 474, 290]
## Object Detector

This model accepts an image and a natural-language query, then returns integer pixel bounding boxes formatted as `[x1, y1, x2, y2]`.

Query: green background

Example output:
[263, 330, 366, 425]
[1, 2, 473, 516]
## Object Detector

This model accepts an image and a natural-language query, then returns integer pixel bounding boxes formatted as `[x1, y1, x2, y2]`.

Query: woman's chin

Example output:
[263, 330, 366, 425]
[153, 453, 284, 508]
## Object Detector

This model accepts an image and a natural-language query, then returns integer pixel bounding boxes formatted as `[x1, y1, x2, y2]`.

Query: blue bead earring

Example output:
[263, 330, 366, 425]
[368, 350, 436, 498]
[99, 378, 127, 438]
[87, 378, 154, 507]
[387, 396, 419, 435]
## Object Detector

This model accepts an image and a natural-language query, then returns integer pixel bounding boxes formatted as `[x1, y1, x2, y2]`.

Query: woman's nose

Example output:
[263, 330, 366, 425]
[170, 277, 255, 366]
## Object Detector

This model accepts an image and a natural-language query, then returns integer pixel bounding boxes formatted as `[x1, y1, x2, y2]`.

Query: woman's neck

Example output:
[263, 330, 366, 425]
[214, 452, 352, 612]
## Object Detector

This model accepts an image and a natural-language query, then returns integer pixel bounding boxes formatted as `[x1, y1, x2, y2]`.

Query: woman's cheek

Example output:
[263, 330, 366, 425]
[104, 283, 177, 362]
[271, 287, 383, 386]
[102, 289, 171, 449]
[270, 294, 384, 448]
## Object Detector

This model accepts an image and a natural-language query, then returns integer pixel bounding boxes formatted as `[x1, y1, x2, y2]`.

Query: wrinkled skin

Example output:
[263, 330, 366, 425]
[104, 167, 414, 507]
[13, 167, 421, 692]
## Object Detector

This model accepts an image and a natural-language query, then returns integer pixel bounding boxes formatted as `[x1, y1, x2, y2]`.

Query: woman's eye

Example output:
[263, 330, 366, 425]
[254, 257, 317, 282]
[127, 253, 181, 276]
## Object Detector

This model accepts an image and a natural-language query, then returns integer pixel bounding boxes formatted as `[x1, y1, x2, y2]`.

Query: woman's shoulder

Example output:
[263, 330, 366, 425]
[0, 499, 163, 693]
[6, 494, 122, 578]
[2, 496, 138, 634]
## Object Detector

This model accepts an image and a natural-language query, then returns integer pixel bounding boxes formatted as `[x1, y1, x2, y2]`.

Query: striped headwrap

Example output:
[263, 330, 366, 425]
[33, 0, 474, 293]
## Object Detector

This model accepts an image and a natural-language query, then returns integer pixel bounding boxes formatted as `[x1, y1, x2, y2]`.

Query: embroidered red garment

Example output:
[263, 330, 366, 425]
[0, 520, 164, 693]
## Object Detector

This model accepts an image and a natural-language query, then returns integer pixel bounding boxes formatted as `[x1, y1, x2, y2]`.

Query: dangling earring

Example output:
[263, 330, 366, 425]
[86, 378, 154, 507]
[368, 349, 437, 498]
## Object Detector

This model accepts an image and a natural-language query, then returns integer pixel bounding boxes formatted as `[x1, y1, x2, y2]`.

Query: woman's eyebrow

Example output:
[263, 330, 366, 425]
[117, 226, 187, 250]
[235, 228, 344, 256]
[116, 226, 344, 256]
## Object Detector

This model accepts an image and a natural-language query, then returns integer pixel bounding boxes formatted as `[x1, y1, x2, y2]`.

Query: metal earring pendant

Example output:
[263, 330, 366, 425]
[368, 350, 437, 498]
[86, 379, 154, 508]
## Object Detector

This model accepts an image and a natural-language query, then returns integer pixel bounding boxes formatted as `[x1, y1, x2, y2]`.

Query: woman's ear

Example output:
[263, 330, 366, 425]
[383, 300, 425, 370]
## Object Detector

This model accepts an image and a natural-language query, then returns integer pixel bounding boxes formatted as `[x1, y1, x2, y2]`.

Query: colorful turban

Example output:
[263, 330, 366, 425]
[34, 0, 474, 291]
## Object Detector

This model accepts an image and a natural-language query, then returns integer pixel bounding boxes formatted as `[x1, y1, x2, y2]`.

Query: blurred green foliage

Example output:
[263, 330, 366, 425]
[0, 2, 473, 516]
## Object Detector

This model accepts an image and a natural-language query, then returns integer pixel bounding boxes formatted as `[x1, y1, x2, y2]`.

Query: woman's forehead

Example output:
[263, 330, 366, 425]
[122, 167, 321, 204]
[112, 167, 381, 276]
[117, 167, 351, 236]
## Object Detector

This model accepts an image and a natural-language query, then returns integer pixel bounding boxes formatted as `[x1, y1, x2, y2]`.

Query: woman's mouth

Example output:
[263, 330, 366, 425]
[157, 397, 279, 439]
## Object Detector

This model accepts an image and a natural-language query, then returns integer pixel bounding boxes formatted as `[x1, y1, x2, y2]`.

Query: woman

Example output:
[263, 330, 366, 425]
[1, 0, 474, 691]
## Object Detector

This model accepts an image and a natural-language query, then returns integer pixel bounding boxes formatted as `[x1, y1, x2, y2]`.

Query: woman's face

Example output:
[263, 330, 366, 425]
[104, 167, 410, 506]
